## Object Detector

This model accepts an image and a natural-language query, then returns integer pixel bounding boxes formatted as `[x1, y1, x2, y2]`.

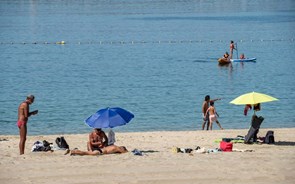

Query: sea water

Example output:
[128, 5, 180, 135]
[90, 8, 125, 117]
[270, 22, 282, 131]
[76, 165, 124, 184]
[0, 0, 294, 135]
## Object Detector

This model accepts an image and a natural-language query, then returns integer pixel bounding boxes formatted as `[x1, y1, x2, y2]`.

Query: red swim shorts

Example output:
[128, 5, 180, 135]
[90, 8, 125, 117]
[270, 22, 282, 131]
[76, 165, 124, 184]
[17, 121, 27, 128]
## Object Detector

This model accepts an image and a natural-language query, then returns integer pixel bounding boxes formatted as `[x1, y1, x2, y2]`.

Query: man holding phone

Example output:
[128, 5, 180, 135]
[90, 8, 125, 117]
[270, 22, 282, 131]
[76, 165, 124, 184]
[17, 94, 38, 155]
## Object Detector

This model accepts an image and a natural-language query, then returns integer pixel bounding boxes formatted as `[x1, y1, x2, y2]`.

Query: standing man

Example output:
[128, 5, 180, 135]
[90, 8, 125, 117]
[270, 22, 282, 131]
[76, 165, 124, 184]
[229, 40, 236, 59]
[201, 95, 221, 130]
[17, 95, 38, 155]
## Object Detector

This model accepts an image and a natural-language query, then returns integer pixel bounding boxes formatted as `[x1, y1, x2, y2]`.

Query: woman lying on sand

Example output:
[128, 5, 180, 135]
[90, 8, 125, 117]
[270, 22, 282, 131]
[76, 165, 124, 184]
[65, 145, 128, 156]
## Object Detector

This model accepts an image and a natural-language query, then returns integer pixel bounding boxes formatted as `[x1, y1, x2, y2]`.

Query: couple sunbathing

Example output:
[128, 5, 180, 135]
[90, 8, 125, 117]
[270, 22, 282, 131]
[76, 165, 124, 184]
[65, 128, 128, 156]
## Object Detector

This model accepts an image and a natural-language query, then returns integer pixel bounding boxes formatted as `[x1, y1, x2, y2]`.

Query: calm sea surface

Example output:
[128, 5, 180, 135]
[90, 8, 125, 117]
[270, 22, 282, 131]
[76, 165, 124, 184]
[1, 0, 295, 135]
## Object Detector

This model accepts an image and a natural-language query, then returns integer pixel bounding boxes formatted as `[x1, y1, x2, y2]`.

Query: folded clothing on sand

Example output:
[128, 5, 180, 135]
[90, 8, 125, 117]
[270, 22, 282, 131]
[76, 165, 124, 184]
[31, 140, 52, 152]
[172, 146, 202, 153]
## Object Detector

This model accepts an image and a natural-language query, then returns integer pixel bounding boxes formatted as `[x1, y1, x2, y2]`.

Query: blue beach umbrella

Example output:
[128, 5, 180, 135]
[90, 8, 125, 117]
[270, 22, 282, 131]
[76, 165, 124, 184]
[85, 107, 134, 128]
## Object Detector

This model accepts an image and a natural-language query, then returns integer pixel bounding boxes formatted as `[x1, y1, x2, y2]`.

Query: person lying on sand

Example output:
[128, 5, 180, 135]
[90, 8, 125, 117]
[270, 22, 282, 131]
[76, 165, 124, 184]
[65, 145, 128, 156]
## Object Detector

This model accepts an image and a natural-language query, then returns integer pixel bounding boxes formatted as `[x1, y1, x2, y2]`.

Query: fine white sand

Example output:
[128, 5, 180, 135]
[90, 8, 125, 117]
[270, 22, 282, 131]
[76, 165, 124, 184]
[1, 128, 295, 184]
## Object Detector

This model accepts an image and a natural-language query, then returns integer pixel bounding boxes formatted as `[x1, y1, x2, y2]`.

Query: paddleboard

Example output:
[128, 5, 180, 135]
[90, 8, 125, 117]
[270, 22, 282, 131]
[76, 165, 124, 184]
[230, 58, 256, 62]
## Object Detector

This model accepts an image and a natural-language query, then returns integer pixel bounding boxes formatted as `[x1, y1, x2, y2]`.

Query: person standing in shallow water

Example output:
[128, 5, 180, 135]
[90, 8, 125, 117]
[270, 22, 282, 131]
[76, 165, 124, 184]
[17, 95, 38, 155]
[201, 95, 221, 130]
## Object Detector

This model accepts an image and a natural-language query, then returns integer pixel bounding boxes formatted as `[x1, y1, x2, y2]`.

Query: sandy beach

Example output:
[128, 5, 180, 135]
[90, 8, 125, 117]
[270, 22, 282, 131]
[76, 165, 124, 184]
[0, 128, 294, 184]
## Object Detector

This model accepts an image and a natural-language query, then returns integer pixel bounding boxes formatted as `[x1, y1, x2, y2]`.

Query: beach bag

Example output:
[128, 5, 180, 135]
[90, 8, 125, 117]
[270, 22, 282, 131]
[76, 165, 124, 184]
[264, 131, 275, 144]
[55, 136, 69, 149]
[220, 141, 233, 152]
[42, 140, 52, 151]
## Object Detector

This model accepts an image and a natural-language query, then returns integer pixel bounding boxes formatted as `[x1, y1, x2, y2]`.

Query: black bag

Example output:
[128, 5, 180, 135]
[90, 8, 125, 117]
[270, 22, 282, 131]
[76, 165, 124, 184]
[55, 136, 69, 149]
[43, 140, 51, 147]
[42, 140, 52, 151]
[264, 131, 275, 144]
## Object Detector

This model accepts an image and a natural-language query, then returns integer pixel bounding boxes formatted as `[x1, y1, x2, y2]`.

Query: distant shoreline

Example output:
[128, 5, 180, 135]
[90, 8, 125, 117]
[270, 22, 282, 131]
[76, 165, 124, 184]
[1, 127, 294, 137]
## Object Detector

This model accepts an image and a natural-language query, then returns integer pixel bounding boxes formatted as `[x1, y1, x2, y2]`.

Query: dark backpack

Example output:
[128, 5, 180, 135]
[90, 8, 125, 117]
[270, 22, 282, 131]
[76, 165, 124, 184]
[55, 136, 69, 149]
[264, 131, 275, 144]
[42, 140, 52, 151]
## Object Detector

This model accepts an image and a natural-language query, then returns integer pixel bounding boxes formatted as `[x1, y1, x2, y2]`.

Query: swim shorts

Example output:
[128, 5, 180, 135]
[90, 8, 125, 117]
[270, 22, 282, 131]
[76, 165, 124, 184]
[17, 121, 27, 128]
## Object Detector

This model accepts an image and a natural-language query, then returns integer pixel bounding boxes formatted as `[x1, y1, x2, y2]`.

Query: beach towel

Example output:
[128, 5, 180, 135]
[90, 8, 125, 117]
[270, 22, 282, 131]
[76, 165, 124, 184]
[214, 136, 244, 143]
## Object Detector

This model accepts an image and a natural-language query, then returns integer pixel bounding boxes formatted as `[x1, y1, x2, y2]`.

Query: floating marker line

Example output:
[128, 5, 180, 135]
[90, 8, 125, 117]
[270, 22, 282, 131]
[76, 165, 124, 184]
[0, 39, 294, 45]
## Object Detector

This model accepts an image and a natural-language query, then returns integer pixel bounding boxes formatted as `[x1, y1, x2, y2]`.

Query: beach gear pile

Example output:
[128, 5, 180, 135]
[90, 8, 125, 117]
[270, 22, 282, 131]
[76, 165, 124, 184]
[31, 140, 52, 152]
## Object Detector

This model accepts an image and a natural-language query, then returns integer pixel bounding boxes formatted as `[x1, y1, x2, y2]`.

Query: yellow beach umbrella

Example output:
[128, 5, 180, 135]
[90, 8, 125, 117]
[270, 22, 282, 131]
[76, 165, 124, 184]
[230, 91, 278, 105]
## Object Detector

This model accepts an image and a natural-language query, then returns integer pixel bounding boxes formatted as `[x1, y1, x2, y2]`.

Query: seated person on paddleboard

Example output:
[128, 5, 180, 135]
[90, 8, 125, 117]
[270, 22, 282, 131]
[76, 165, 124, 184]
[240, 53, 245, 59]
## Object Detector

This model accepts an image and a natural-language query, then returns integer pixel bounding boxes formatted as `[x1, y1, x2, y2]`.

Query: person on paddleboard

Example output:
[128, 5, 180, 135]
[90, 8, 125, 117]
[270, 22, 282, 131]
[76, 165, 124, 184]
[240, 53, 245, 59]
[229, 40, 236, 59]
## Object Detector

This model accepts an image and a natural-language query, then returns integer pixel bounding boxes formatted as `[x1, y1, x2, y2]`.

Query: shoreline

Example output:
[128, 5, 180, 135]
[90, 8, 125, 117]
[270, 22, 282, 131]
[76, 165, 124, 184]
[2, 127, 295, 136]
[1, 128, 294, 184]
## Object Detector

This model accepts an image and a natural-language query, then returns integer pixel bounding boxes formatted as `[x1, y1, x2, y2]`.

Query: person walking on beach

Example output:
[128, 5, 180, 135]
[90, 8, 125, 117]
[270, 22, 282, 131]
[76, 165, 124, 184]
[201, 95, 221, 130]
[87, 128, 108, 151]
[205, 101, 223, 130]
[17, 95, 38, 155]
[229, 40, 236, 59]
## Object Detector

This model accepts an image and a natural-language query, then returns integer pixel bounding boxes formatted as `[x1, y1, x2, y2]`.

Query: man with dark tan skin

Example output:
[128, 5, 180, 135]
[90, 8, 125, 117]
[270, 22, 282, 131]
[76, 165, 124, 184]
[87, 128, 108, 151]
[17, 95, 38, 155]
[66, 145, 128, 156]
[201, 95, 221, 130]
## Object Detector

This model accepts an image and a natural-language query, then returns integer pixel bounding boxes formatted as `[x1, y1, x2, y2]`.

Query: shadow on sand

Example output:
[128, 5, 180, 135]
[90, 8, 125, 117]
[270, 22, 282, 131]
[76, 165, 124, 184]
[274, 141, 295, 146]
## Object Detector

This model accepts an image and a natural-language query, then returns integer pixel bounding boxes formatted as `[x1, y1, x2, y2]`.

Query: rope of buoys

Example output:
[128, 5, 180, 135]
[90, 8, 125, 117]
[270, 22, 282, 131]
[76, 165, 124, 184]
[0, 39, 294, 45]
